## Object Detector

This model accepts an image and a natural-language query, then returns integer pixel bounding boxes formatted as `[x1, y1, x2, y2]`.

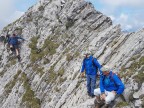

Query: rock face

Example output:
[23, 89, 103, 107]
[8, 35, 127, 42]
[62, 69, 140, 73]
[0, 0, 144, 108]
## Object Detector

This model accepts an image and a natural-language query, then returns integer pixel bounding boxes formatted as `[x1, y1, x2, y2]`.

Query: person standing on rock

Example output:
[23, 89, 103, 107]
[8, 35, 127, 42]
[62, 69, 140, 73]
[81, 50, 102, 98]
[94, 65, 125, 108]
[8, 33, 25, 62]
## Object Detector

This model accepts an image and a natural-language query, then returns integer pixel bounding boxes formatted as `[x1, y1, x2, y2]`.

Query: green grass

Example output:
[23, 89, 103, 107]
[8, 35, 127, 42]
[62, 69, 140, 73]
[10, 59, 17, 65]
[59, 77, 67, 83]
[32, 65, 44, 76]
[21, 73, 41, 108]
[29, 36, 39, 50]
[120, 56, 144, 79]
[129, 54, 141, 61]
[43, 58, 50, 64]
[129, 56, 144, 71]
[58, 68, 65, 77]
[66, 53, 73, 62]
[44, 64, 66, 84]
[65, 19, 75, 30]
[46, 66, 57, 84]
[74, 51, 80, 58]
[133, 72, 144, 86]
[29, 37, 59, 63]
[54, 86, 60, 92]
[115, 102, 129, 107]
[4, 70, 21, 96]
[38, 6, 44, 11]
[42, 38, 59, 55]
[0, 71, 5, 77]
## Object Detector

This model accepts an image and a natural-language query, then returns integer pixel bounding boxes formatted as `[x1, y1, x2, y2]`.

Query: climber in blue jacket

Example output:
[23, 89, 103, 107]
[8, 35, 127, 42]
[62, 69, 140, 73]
[81, 50, 102, 98]
[9, 34, 25, 62]
[94, 65, 125, 108]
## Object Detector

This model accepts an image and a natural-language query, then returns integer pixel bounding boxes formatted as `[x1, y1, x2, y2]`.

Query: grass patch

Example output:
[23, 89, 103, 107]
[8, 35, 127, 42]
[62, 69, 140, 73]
[129, 54, 141, 61]
[10, 59, 17, 65]
[42, 38, 59, 55]
[46, 66, 57, 83]
[129, 56, 144, 71]
[32, 65, 44, 76]
[45, 62, 62, 84]
[54, 86, 60, 92]
[76, 81, 81, 88]
[58, 68, 65, 77]
[66, 53, 73, 62]
[29, 37, 59, 63]
[0, 71, 5, 77]
[59, 77, 67, 83]
[29, 36, 39, 50]
[133, 72, 144, 87]
[120, 56, 144, 79]
[4, 70, 21, 96]
[38, 6, 44, 11]
[115, 102, 129, 107]
[44, 64, 57, 84]
[65, 18, 75, 30]
[43, 58, 50, 65]
[21, 73, 41, 108]
[74, 51, 80, 58]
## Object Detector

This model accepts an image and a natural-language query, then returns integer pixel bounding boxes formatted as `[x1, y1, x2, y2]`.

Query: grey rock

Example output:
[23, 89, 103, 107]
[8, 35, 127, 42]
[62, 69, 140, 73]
[0, 0, 144, 108]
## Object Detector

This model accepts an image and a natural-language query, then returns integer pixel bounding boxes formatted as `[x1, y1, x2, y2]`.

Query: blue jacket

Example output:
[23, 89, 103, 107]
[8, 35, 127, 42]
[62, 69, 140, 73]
[81, 55, 102, 75]
[8, 36, 24, 45]
[100, 71, 125, 94]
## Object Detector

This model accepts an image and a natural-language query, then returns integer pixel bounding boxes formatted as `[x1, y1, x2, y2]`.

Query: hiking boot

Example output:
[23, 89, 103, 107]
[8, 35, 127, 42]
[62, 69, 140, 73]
[103, 104, 109, 108]
[95, 104, 100, 108]
[94, 98, 105, 108]
[10, 47, 14, 52]
[87, 91, 91, 97]
[91, 94, 95, 98]
[94, 99, 101, 108]
[17, 55, 21, 62]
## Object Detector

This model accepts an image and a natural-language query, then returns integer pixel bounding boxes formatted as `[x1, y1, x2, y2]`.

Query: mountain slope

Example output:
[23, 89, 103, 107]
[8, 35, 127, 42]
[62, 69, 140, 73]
[0, 0, 144, 108]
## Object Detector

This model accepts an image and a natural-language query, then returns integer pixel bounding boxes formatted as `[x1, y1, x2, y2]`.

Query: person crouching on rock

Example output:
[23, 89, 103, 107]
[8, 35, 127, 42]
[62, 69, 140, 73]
[80, 50, 102, 98]
[94, 65, 125, 108]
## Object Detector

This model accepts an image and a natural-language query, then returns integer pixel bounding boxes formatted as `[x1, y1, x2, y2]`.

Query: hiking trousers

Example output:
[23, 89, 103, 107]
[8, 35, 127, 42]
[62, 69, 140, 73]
[94, 88, 116, 104]
[86, 74, 96, 95]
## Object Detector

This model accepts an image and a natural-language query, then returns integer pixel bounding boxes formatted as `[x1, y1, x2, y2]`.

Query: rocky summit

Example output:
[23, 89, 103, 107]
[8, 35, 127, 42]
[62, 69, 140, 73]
[0, 0, 144, 108]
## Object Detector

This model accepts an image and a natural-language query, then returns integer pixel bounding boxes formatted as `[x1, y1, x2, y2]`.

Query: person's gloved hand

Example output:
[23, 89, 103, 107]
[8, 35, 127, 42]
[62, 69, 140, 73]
[100, 93, 106, 100]
[81, 72, 85, 78]
[112, 91, 116, 95]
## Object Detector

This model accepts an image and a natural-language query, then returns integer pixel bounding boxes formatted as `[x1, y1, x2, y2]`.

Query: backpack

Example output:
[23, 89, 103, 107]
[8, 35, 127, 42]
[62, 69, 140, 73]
[92, 57, 98, 73]
[103, 72, 122, 87]
[83, 57, 99, 72]
[110, 72, 121, 81]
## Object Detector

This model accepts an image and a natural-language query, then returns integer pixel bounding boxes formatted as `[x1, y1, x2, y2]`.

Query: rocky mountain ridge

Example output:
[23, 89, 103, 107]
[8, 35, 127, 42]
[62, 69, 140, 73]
[0, 0, 144, 108]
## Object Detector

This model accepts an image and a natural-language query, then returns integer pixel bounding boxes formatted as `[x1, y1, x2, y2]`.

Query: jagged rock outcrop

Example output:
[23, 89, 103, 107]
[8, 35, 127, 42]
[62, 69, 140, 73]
[0, 0, 144, 108]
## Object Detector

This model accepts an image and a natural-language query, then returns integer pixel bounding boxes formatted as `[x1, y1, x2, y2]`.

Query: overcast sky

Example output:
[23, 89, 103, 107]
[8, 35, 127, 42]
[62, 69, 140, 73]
[0, 0, 144, 32]
[86, 0, 144, 32]
[0, 0, 38, 30]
